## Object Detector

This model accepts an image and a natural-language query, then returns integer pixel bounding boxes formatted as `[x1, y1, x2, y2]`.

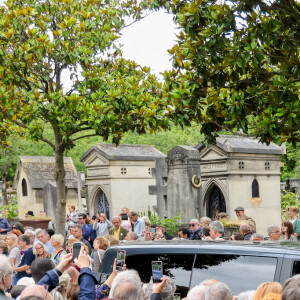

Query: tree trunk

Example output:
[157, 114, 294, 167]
[54, 135, 66, 236]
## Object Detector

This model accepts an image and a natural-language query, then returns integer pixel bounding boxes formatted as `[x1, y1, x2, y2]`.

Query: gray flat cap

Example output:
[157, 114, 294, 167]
[234, 206, 245, 211]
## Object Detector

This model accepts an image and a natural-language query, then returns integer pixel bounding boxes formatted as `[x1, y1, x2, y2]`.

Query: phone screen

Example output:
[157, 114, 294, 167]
[173, 293, 181, 300]
[100, 273, 109, 285]
[121, 214, 128, 221]
[116, 250, 126, 270]
[152, 261, 163, 283]
[147, 227, 156, 233]
[72, 242, 82, 262]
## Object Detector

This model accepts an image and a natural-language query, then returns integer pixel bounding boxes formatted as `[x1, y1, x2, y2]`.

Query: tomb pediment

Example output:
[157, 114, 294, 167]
[201, 147, 227, 160]
[84, 150, 109, 167]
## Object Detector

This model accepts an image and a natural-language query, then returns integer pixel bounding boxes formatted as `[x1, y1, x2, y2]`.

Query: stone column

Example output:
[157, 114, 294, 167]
[166, 145, 202, 224]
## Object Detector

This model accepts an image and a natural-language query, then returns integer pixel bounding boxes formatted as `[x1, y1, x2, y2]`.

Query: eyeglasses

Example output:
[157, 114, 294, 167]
[189, 224, 196, 227]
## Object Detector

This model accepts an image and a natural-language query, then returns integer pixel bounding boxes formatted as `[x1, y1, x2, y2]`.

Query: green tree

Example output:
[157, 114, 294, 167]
[0, 0, 170, 234]
[161, 0, 300, 145]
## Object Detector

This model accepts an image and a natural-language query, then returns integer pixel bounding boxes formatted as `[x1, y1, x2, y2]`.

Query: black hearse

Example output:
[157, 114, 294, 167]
[98, 240, 300, 297]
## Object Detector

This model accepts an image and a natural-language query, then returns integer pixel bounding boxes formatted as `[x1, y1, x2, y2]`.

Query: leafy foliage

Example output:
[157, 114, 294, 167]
[140, 209, 182, 235]
[0, 0, 172, 234]
[160, 0, 300, 145]
[0, 196, 18, 219]
[281, 190, 300, 220]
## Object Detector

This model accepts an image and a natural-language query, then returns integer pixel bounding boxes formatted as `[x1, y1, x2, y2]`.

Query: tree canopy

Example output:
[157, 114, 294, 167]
[161, 0, 300, 145]
[0, 0, 171, 233]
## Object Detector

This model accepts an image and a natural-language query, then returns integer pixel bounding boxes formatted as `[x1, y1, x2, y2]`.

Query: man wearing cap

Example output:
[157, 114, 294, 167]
[234, 206, 256, 233]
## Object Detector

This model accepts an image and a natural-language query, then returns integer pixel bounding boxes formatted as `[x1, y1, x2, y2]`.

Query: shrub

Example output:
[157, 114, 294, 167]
[0, 196, 18, 219]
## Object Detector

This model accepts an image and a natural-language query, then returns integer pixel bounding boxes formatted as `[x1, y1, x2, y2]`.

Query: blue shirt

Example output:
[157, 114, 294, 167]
[15, 247, 35, 281]
[133, 218, 145, 238]
[82, 224, 92, 241]
[0, 218, 11, 235]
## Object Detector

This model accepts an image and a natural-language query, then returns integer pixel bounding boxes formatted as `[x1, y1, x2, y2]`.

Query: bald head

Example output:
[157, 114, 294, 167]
[20, 285, 52, 300]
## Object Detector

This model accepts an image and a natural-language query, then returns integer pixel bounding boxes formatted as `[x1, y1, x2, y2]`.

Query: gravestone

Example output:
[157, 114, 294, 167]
[165, 145, 202, 223]
[149, 158, 168, 217]
[43, 183, 57, 220]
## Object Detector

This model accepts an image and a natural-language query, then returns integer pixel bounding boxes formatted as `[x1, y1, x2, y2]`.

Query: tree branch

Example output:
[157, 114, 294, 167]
[71, 133, 99, 142]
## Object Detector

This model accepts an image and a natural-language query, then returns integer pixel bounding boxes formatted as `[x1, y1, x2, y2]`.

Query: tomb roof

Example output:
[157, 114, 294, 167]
[14, 156, 78, 189]
[196, 135, 283, 155]
[80, 144, 165, 162]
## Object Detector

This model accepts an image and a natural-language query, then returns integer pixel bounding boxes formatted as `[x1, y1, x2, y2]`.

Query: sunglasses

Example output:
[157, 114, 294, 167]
[189, 224, 196, 227]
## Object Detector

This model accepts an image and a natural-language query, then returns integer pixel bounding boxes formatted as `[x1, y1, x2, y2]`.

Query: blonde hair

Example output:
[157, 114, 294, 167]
[200, 217, 211, 225]
[6, 233, 18, 252]
[94, 237, 109, 250]
[288, 206, 299, 213]
[262, 293, 281, 300]
[121, 207, 130, 213]
[0, 240, 8, 253]
[252, 282, 282, 300]
[104, 235, 119, 246]
[51, 234, 65, 247]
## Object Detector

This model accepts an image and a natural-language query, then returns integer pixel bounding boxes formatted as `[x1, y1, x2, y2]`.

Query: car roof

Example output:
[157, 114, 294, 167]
[110, 240, 300, 256]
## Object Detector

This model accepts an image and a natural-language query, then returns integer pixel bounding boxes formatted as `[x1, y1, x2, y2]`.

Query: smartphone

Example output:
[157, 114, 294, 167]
[152, 261, 163, 283]
[72, 242, 82, 262]
[121, 213, 128, 221]
[100, 273, 109, 285]
[174, 293, 181, 300]
[147, 227, 156, 233]
[116, 250, 126, 270]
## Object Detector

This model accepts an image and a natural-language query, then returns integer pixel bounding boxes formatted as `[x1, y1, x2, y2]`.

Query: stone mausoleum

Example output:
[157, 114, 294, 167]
[150, 136, 284, 235]
[80, 144, 165, 218]
[13, 156, 78, 218]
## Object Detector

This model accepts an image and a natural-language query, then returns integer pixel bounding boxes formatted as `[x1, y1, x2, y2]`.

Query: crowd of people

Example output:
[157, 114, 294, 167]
[0, 204, 299, 299]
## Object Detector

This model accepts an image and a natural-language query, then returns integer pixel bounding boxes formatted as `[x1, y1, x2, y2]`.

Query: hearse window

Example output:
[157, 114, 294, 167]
[125, 253, 195, 297]
[191, 254, 277, 294]
[292, 261, 300, 276]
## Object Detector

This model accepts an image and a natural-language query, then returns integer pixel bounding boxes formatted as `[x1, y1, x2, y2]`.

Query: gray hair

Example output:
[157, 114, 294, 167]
[145, 275, 176, 300]
[239, 223, 251, 232]
[109, 270, 143, 300]
[200, 217, 211, 225]
[209, 221, 224, 235]
[282, 274, 300, 300]
[190, 218, 199, 225]
[0, 255, 13, 279]
[187, 285, 208, 300]
[205, 282, 232, 300]
[24, 229, 35, 236]
[35, 229, 47, 236]
[236, 290, 255, 300]
[32, 241, 47, 255]
[112, 216, 121, 222]
[267, 225, 280, 236]
[73, 224, 83, 231]
[250, 233, 264, 240]
[128, 232, 138, 240]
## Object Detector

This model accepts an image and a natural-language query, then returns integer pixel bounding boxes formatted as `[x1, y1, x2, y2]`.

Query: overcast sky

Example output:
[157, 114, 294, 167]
[119, 10, 178, 79]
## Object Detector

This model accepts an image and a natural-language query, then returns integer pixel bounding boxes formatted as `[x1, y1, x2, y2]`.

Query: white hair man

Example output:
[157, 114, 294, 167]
[109, 270, 144, 300]
[281, 274, 300, 300]
[235, 290, 256, 300]
[124, 231, 138, 241]
[209, 221, 224, 240]
[189, 219, 202, 240]
[0, 255, 13, 299]
[205, 282, 232, 300]
[267, 225, 281, 241]
[187, 285, 208, 300]
[145, 275, 176, 300]
[109, 216, 129, 241]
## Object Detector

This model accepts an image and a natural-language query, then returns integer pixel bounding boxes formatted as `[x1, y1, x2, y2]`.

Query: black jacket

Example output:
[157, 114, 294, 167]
[190, 228, 202, 240]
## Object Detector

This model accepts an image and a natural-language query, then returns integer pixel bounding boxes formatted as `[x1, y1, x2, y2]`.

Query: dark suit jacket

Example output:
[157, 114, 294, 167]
[109, 226, 129, 240]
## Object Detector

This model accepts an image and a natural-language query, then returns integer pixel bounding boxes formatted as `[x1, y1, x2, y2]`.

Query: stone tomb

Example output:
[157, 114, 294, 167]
[13, 156, 78, 218]
[196, 135, 284, 235]
[80, 144, 165, 217]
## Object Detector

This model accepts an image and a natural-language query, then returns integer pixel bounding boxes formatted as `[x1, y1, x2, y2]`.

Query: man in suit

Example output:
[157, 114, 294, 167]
[109, 216, 129, 241]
